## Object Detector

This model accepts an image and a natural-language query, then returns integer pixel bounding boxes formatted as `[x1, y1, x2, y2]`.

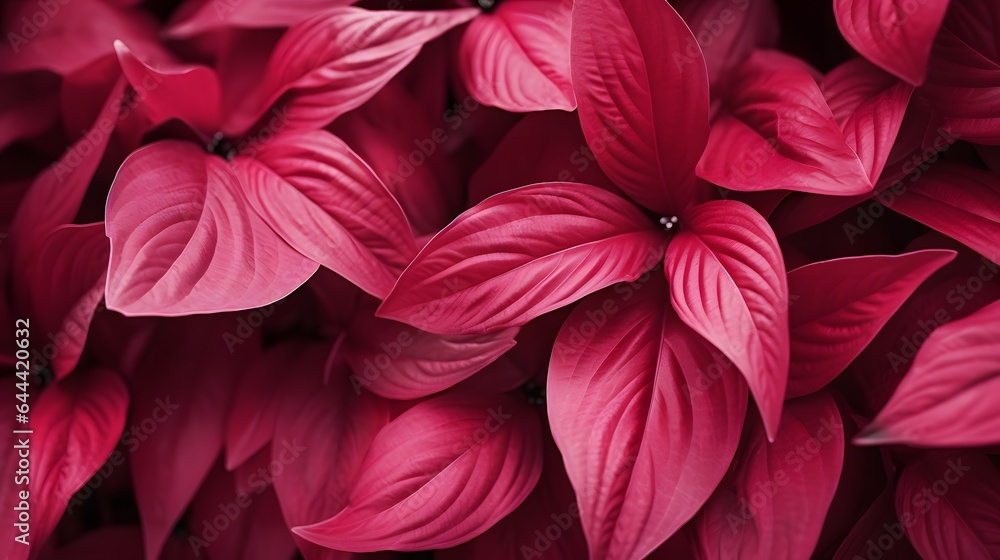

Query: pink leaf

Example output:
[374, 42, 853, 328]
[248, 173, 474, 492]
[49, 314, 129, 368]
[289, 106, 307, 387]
[883, 161, 1000, 259]
[0, 368, 128, 560]
[226, 7, 478, 135]
[820, 58, 915, 183]
[0, 0, 162, 76]
[895, 451, 1000, 558]
[224, 341, 328, 470]
[166, 0, 354, 38]
[697, 50, 873, 196]
[856, 299, 1000, 447]
[833, 485, 920, 559]
[571, 0, 711, 215]
[330, 80, 464, 236]
[292, 391, 543, 551]
[129, 316, 248, 560]
[189, 467, 297, 560]
[922, 0, 1000, 143]
[786, 249, 956, 398]
[233, 130, 416, 299]
[548, 282, 748, 559]
[378, 183, 665, 334]
[346, 301, 518, 399]
[692, 393, 845, 560]
[437, 432, 588, 560]
[273, 364, 391, 559]
[105, 140, 318, 316]
[25, 224, 110, 380]
[834, 0, 950, 85]
[665, 199, 789, 439]
[113, 40, 222, 134]
[468, 110, 618, 205]
[459, 0, 575, 112]
[10, 77, 126, 272]
[674, 0, 780, 96]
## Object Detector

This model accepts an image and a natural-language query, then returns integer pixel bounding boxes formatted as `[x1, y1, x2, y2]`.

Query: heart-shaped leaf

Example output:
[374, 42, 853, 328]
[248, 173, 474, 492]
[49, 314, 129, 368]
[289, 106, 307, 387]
[105, 140, 318, 316]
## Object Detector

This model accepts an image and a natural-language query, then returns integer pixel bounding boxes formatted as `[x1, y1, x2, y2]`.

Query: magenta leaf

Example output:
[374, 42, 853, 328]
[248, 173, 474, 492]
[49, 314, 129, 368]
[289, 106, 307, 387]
[820, 58, 915, 184]
[378, 183, 665, 334]
[226, 6, 478, 135]
[224, 341, 329, 470]
[292, 391, 543, 552]
[665, 199, 789, 439]
[895, 451, 1000, 559]
[883, 162, 1000, 259]
[114, 40, 222, 134]
[834, 0, 950, 85]
[233, 130, 416, 299]
[273, 362, 391, 559]
[166, 0, 354, 38]
[23, 224, 110, 380]
[346, 301, 518, 399]
[105, 140, 318, 316]
[896, 451, 1000, 560]
[786, 249, 956, 398]
[459, 0, 575, 112]
[548, 282, 747, 559]
[857, 299, 1000, 447]
[571, 0, 711, 215]
[922, 0, 1000, 143]
[692, 393, 845, 560]
[10, 77, 126, 273]
[697, 51, 873, 196]
[129, 316, 251, 559]
[0, 368, 128, 560]
[674, 0, 780, 95]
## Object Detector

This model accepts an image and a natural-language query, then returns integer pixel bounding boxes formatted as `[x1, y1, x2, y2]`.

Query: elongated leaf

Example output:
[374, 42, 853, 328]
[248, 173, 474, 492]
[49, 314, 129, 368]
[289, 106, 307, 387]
[0, 368, 128, 560]
[166, 0, 353, 38]
[571, 0, 711, 215]
[697, 51, 872, 196]
[673, 0, 780, 95]
[665, 199, 789, 439]
[857, 299, 1000, 447]
[273, 362, 391, 559]
[786, 250, 955, 398]
[884, 162, 1000, 259]
[129, 316, 251, 560]
[692, 393, 845, 560]
[225, 341, 328, 470]
[346, 301, 518, 399]
[921, 0, 1000, 143]
[10, 77, 125, 274]
[114, 40, 222, 134]
[23, 224, 109, 379]
[833, 485, 919, 559]
[226, 7, 477, 134]
[0, 0, 161, 76]
[549, 282, 747, 560]
[379, 183, 665, 334]
[895, 452, 1000, 559]
[292, 391, 543, 551]
[436, 431, 588, 560]
[821, 58, 914, 184]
